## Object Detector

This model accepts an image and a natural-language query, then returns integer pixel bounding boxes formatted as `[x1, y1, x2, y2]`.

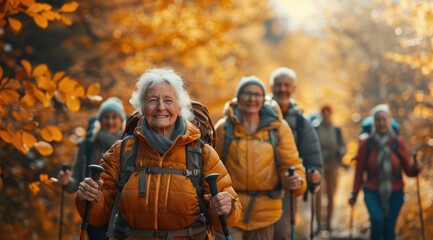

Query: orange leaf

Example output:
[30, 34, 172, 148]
[60, 15, 72, 26]
[86, 82, 100, 96]
[39, 3, 52, 11]
[26, 3, 44, 13]
[11, 110, 23, 122]
[41, 11, 56, 21]
[43, 125, 62, 142]
[20, 93, 37, 107]
[33, 88, 50, 107]
[12, 131, 28, 154]
[0, 130, 12, 143]
[59, 1, 79, 13]
[21, 60, 32, 76]
[33, 14, 48, 29]
[34, 141, 53, 156]
[0, 90, 20, 105]
[21, 0, 36, 7]
[8, 17, 22, 31]
[53, 71, 65, 82]
[66, 97, 80, 112]
[58, 77, 78, 93]
[32, 64, 48, 77]
[36, 75, 55, 91]
[0, 66, 3, 79]
[72, 85, 85, 98]
[22, 130, 37, 148]
[28, 182, 40, 195]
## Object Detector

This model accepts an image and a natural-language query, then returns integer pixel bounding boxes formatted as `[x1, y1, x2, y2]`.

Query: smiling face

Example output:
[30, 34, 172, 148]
[374, 111, 391, 135]
[271, 75, 296, 105]
[238, 84, 264, 116]
[141, 82, 181, 137]
[100, 112, 123, 135]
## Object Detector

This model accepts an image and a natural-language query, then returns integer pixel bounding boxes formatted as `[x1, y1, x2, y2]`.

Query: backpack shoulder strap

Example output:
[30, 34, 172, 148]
[222, 119, 235, 162]
[295, 111, 304, 151]
[268, 128, 280, 168]
[186, 140, 211, 227]
[107, 135, 138, 237]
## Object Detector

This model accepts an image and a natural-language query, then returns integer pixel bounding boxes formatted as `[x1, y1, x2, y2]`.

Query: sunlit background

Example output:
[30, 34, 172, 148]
[1, 0, 433, 239]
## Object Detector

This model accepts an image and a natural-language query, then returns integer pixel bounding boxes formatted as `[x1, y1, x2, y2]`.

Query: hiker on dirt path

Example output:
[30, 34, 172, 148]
[315, 105, 346, 234]
[349, 104, 420, 240]
[57, 97, 126, 240]
[75, 68, 241, 239]
[269, 67, 323, 239]
[214, 75, 306, 240]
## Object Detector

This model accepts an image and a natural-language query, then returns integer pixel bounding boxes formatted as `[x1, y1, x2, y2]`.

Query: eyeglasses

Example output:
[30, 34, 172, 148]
[241, 91, 264, 99]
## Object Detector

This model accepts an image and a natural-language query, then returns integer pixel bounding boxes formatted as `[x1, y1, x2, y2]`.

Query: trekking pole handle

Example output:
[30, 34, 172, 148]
[81, 165, 105, 231]
[204, 173, 232, 240]
[61, 163, 69, 187]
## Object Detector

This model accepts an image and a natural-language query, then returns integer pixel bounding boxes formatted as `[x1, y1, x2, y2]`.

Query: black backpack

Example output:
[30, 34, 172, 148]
[106, 101, 216, 238]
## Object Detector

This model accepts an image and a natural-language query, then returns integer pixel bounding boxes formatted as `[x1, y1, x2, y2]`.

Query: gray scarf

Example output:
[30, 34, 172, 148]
[375, 131, 392, 215]
[141, 117, 186, 155]
[96, 130, 122, 154]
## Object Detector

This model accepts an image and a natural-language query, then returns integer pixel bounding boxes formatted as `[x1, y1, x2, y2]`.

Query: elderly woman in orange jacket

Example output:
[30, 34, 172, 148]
[214, 76, 306, 240]
[75, 68, 241, 240]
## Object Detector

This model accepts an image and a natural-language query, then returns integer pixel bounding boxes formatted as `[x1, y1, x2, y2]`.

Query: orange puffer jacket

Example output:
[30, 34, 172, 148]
[76, 118, 241, 239]
[215, 99, 306, 231]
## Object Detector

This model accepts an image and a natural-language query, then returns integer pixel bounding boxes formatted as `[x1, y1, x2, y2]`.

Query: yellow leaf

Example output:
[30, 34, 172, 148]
[59, 1, 79, 13]
[21, 60, 32, 76]
[20, 93, 37, 107]
[43, 125, 62, 142]
[72, 86, 85, 98]
[22, 130, 37, 148]
[33, 14, 48, 29]
[33, 88, 49, 107]
[32, 64, 48, 77]
[28, 182, 40, 195]
[86, 82, 100, 96]
[53, 71, 65, 82]
[58, 77, 78, 93]
[66, 97, 80, 112]
[0, 130, 12, 143]
[26, 3, 44, 13]
[12, 131, 28, 154]
[60, 15, 72, 26]
[8, 17, 22, 31]
[39, 3, 52, 11]
[42, 11, 56, 21]
[34, 141, 53, 156]
[36, 76, 55, 91]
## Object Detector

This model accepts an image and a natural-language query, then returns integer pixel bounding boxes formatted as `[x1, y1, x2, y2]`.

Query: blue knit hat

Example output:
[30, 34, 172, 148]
[97, 97, 126, 121]
[234, 75, 266, 100]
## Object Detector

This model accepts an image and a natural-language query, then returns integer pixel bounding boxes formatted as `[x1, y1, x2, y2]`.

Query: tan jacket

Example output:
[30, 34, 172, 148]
[215, 99, 306, 231]
[76, 118, 241, 239]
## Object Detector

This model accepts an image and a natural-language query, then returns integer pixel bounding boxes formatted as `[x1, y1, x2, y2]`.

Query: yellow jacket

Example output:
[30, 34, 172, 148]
[76, 118, 241, 239]
[215, 99, 306, 231]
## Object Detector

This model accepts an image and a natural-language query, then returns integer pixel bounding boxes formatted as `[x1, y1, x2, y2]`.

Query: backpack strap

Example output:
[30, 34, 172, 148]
[222, 119, 236, 162]
[294, 111, 304, 151]
[107, 135, 138, 237]
[186, 139, 211, 228]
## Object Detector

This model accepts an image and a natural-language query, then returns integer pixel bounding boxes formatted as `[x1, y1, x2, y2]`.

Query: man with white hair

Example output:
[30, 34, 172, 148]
[269, 67, 323, 239]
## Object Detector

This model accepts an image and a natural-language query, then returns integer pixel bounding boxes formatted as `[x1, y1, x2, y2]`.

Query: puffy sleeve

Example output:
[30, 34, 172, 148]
[75, 140, 122, 227]
[277, 120, 307, 197]
[201, 144, 241, 231]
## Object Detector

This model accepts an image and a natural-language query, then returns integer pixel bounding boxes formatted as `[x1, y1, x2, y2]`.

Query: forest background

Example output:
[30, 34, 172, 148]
[1, 0, 433, 239]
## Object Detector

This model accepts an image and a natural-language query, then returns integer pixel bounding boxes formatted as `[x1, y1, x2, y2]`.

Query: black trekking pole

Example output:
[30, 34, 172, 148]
[288, 166, 296, 240]
[58, 163, 69, 240]
[204, 173, 232, 240]
[79, 164, 105, 240]
[413, 149, 425, 240]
